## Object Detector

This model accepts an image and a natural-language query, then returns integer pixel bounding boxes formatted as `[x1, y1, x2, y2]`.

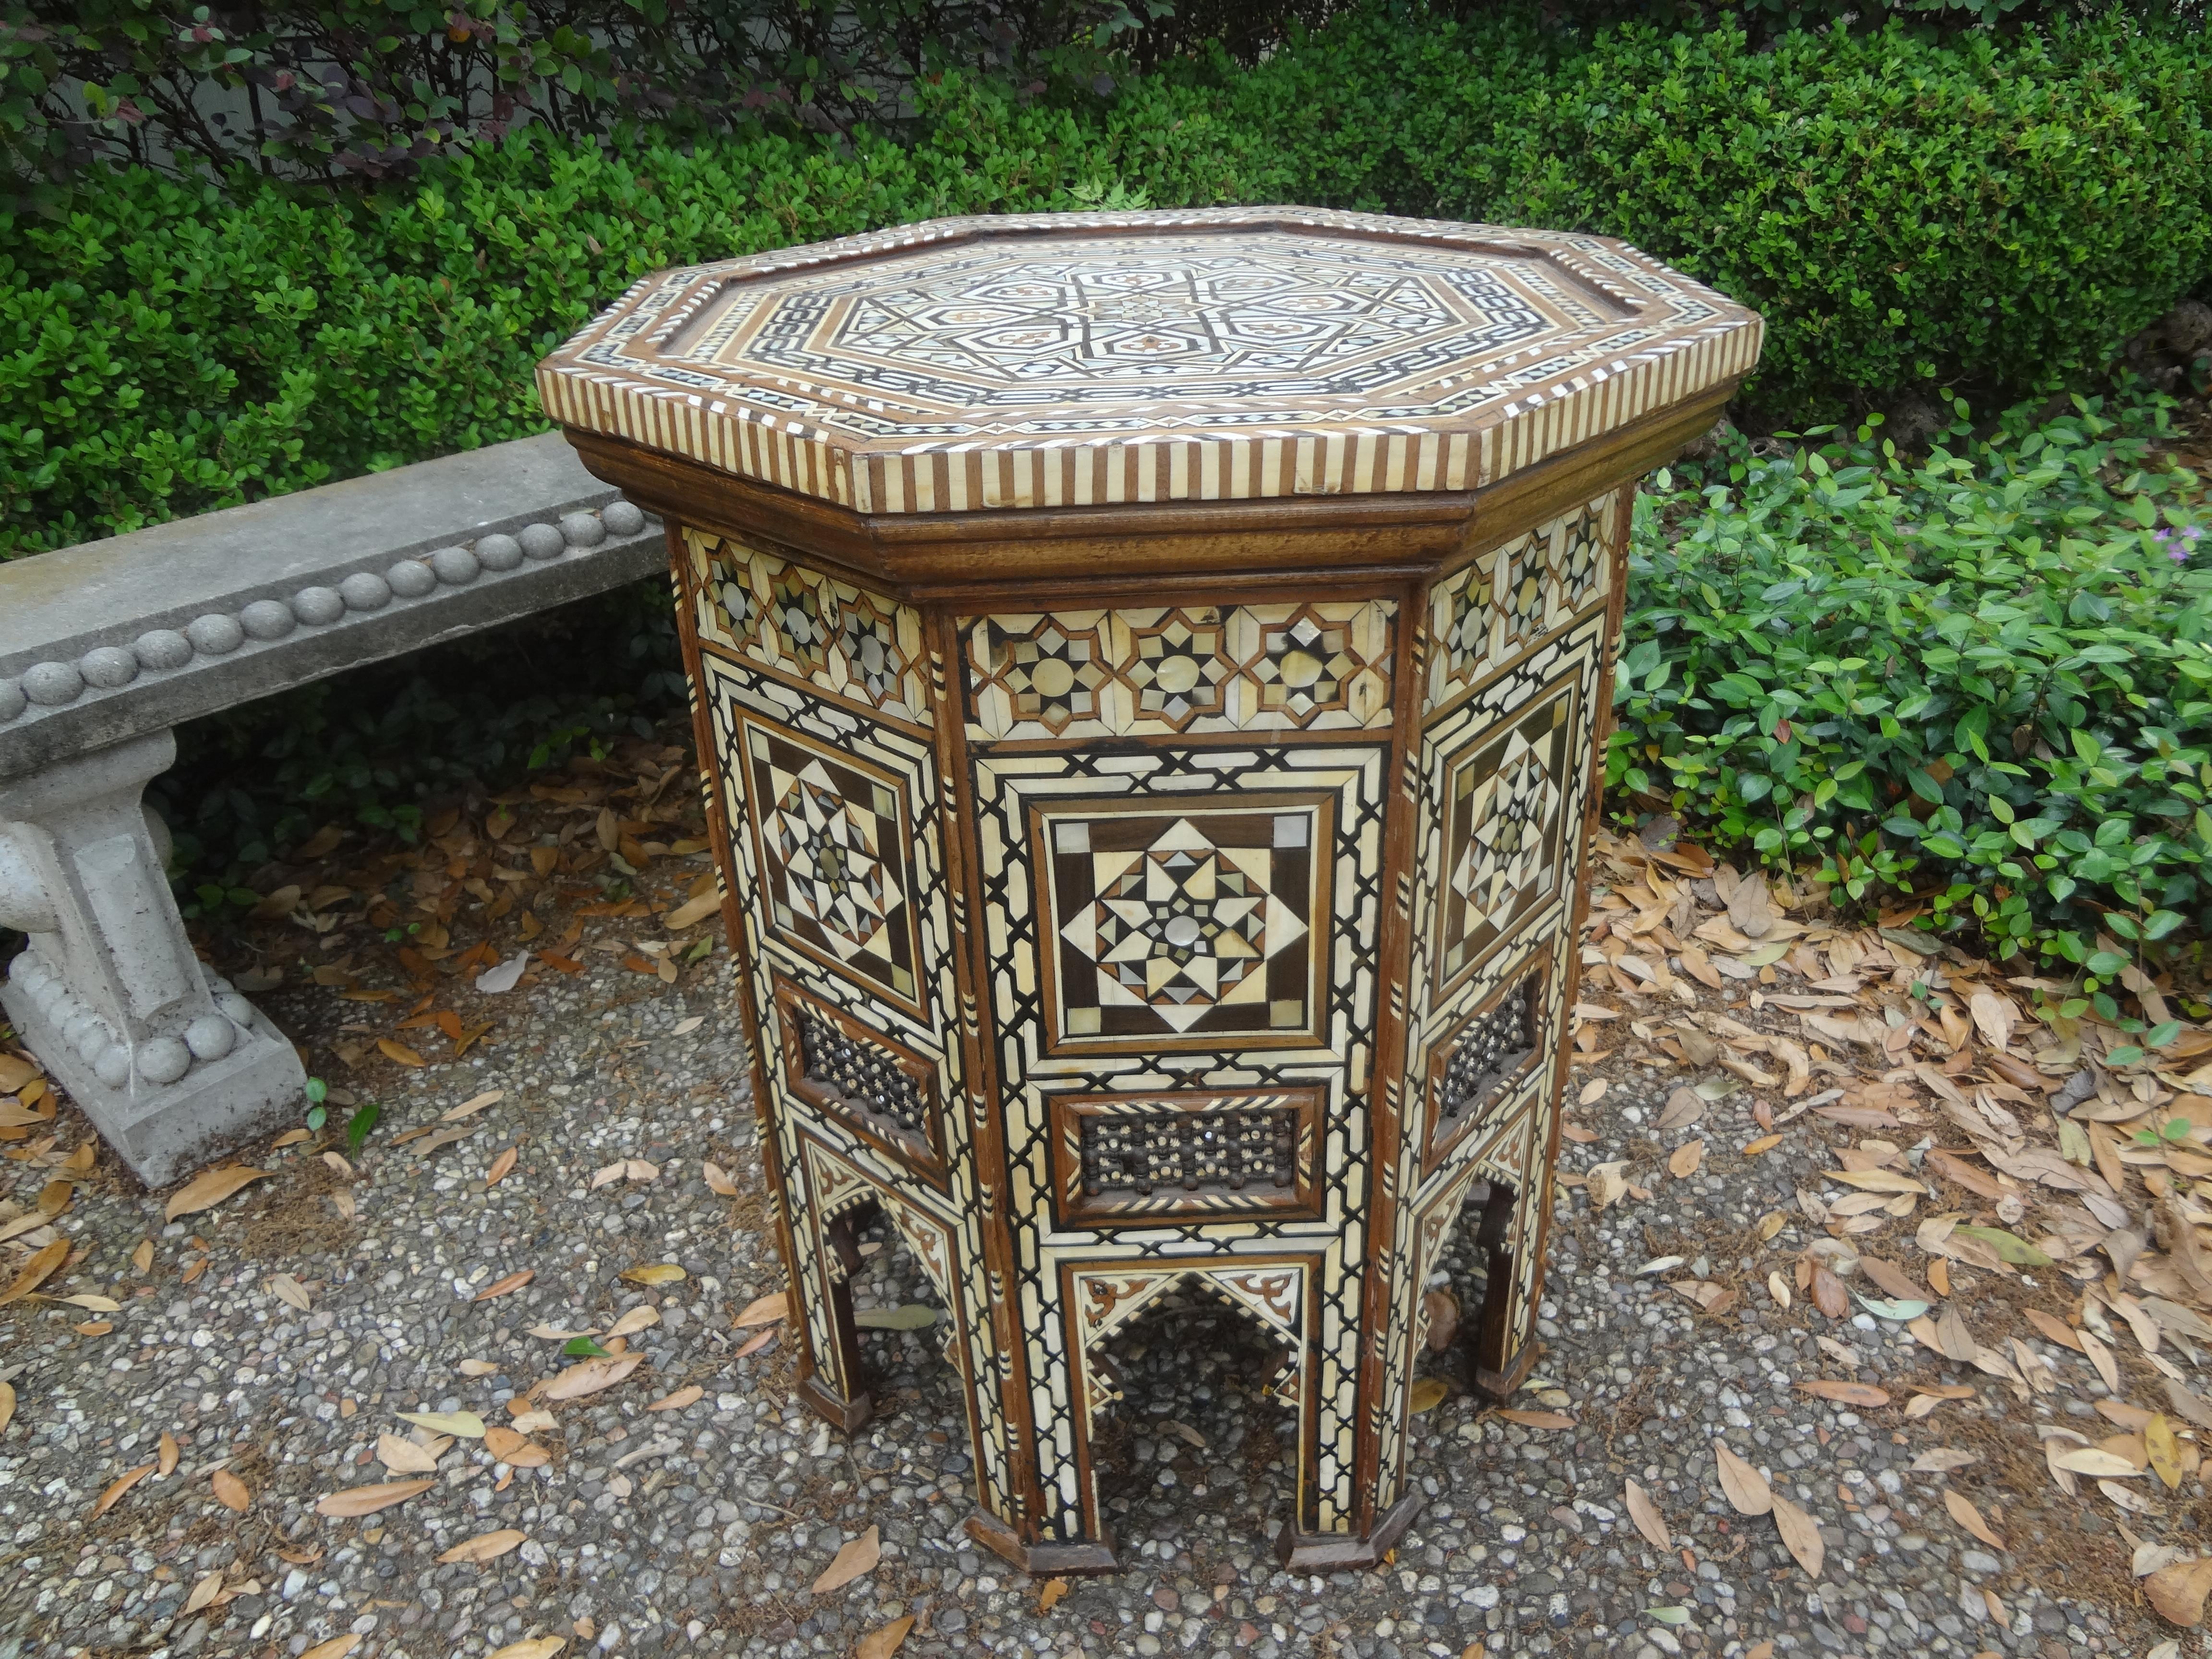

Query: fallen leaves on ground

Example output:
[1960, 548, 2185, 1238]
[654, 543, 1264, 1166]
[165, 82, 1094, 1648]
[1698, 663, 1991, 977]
[1713, 1442, 1772, 1516]
[1623, 1481, 1670, 1551]
[541, 1354, 643, 1401]
[438, 1528, 527, 1565]
[811, 1525, 880, 1594]
[857, 1616, 914, 1659]
[211, 1468, 251, 1511]
[164, 1165, 269, 1221]
[733, 1292, 787, 1328]
[474, 1269, 533, 1301]
[316, 1477, 434, 1517]
[90, 1461, 156, 1516]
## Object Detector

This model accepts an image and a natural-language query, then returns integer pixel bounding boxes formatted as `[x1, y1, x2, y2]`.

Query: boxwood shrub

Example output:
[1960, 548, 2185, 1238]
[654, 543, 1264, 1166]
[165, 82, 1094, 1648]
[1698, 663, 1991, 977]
[8, 7, 2212, 556]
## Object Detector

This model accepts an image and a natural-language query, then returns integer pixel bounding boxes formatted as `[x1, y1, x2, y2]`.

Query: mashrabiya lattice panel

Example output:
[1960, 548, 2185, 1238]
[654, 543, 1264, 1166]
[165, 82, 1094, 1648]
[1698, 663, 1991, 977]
[1425, 491, 1617, 719]
[687, 529, 932, 728]
[963, 600, 1395, 741]
[969, 741, 1389, 1540]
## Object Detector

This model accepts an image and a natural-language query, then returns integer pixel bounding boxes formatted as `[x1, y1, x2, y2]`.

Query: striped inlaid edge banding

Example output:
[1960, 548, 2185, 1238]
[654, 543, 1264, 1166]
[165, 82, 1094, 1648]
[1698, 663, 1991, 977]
[538, 207, 1762, 516]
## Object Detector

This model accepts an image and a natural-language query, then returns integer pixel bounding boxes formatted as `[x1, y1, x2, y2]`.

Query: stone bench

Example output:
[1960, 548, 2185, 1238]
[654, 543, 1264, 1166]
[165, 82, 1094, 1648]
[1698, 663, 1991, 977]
[0, 432, 664, 1185]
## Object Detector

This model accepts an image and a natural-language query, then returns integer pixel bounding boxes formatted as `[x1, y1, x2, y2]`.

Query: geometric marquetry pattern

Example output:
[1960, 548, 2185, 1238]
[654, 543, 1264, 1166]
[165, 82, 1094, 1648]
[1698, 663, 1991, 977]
[792, 1000, 929, 1140]
[688, 529, 931, 726]
[1434, 684, 1577, 998]
[740, 714, 926, 1017]
[1037, 805, 1326, 1051]
[691, 611, 1017, 1530]
[541, 210, 1765, 516]
[974, 739, 1390, 1541]
[964, 600, 1394, 740]
[1426, 492, 1616, 717]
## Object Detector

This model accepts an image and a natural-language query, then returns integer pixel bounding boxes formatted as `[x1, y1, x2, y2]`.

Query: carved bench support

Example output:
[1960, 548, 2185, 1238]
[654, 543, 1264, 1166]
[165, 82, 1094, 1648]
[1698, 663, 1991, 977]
[0, 731, 302, 1185]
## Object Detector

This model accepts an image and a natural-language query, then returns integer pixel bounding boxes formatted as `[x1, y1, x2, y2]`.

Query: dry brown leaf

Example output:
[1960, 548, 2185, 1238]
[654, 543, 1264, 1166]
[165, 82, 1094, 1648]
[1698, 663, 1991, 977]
[2147, 1558, 2212, 1626]
[1944, 1489, 2005, 1549]
[267, 1273, 311, 1313]
[541, 1354, 643, 1401]
[90, 1461, 156, 1516]
[211, 1468, 251, 1511]
[182, 1571, 225, 1616]
[1668, 1141, 1706, 1179]
[443, 1089, 506, 1122]
[858, 1616, 915, 1659]
[619, 1262, 684, 1286]
[130, 1238, 154, 1274]
[485, 1146, 519, 1189]
[1810, 1264, 1848, 1319]
[2080, 1328, 2121, 1393]
[397, 1409, 485, 1438]
[665, 891, 722, 930]
[1496, 1409, 1575, 1430]
[1910, 1449, 1978, 1474]
[734, 1326, 778, 1359]
[2053, 1447, 2142, 1479]
[1624, 1479, 1670, 1551]
[0, 1381, 14, 1436]
[482, 1424, 551, 1466]
[703, 1161, 739, 1197]
[474, 1269, 534, 1302]
[1714, 1442, 1773, 1515]
[377, 1038, 426, 1068]
[733, 1292, 788, 1328]
[2149, 1415, 2185, 1490]
[438, 1528, 527, 1565]
[648, 1384, 703, 1413]
[1796, 1380, 1891, 1407]
[1658, 1088, 1706, 1130]
[812, 1526, 880, 1594]
[1409, 1376, 1450, 1413]
[301, 1638, 362, 1659]
[164, 1165, 270, 1222]
[157, 1430, 179, 1477]
[1772, 1493, 1825, 1577]
[2023, 1308, 2083, 1352]
[0, 1238, 67, 1306]
[488, 1641, 567, 1659]
[315, 1477, 434, 1517]
[378, 1432, 442, 1474]
[1038, 1578, 1068, 1614]
[1743, 1132, 1782, 1156]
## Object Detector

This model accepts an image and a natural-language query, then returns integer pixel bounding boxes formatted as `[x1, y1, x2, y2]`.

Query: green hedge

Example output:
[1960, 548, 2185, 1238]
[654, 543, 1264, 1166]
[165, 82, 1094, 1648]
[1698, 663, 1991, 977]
[1620, 386, 2212, 994]
[6, 7, 2212, 556]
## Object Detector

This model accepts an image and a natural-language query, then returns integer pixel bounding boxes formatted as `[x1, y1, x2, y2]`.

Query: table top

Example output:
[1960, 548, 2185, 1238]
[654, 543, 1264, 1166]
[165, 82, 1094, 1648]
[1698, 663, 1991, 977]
[539, 208, 1762, 517]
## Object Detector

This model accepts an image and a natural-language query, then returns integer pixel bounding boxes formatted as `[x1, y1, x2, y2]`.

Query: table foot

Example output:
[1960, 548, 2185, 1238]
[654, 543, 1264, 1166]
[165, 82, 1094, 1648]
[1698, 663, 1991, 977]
[795, 1373, 873, 1433]
[965, 1509, 1121, 1576]
[1274, 1491, 1426, 1570]
[1471, 1341, 1538, 1402]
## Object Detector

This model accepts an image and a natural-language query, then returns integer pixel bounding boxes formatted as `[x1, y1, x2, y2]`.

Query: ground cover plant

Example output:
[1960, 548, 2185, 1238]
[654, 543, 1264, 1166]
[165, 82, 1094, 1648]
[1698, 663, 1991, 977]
[1617, 386, 2212, 1012]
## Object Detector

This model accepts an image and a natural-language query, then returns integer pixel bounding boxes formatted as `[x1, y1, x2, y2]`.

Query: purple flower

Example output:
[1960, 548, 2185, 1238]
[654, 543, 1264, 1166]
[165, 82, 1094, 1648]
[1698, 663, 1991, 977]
[2156, 525, 2203, 563]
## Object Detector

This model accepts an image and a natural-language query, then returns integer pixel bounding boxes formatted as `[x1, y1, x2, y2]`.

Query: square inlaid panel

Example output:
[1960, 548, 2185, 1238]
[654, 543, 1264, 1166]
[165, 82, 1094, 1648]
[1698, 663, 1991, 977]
[1034, 798, 1333, 1053]
[1433, 682, 1577, 997]
[736, 709, 926, 1020]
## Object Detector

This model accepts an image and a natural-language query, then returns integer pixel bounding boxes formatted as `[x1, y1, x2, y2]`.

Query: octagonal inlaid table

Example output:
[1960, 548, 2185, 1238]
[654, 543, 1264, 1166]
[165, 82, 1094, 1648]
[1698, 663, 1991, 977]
[539, 208, 1763, 1574]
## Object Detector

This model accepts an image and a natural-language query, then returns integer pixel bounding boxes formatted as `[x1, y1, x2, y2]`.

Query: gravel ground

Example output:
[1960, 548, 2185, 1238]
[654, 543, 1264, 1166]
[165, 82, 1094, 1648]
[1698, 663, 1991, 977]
[0, 766, 2178, 1659]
